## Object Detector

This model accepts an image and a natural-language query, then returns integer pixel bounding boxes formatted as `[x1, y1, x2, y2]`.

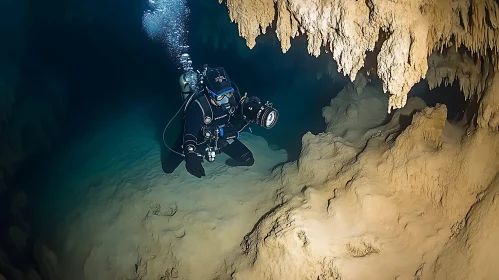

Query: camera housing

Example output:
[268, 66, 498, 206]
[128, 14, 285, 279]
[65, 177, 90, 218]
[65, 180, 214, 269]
[242, 97, 279, 129]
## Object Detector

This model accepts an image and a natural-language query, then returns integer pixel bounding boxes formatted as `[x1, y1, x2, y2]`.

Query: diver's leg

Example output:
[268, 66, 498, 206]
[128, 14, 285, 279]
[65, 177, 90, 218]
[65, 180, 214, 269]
[223, 139, 254, 167]
[161, 133, 185, 173]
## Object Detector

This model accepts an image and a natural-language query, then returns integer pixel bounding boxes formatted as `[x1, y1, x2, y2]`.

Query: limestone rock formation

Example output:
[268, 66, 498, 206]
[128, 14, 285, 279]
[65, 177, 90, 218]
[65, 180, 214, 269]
[322, 73, 388, 142]
[217, 78, 499, 279]
[426, 48, 491, 103]
[428, 174, 499, 280]
[220, 0, 499, 112]
[478, 67, 499, 128]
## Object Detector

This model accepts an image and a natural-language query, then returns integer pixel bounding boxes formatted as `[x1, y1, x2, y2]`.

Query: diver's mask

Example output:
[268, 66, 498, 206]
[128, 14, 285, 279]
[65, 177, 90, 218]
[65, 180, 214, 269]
[208, 87, 234, 107]
[204, 66, 234, 108]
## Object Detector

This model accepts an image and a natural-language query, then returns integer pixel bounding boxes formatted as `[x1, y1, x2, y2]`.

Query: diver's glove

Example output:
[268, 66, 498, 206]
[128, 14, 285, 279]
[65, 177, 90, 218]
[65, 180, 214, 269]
[185, 153, 205, 178]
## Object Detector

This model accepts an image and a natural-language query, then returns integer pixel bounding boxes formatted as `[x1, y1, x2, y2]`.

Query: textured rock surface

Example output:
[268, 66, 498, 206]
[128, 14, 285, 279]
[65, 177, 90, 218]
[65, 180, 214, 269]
[322, 73, 388, 142]
[478, 68, 499, 128]
[221, 0, 499, 112]
[217, 90, 499, 280]
[176, 49, 497, 278]
[428, 175, 499, 280]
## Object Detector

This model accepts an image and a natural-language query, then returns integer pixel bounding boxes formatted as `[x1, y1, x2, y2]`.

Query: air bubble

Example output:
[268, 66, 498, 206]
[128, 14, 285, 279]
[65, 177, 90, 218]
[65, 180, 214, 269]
[142, 0, 190, 64]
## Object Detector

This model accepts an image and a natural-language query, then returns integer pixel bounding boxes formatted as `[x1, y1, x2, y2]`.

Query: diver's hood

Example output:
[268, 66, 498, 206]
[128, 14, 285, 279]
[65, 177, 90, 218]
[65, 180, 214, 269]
[204, 67, 232, 95]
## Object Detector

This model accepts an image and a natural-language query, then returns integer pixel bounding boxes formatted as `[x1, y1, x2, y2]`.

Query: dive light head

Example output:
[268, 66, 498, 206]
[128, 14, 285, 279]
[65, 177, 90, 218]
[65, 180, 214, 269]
[242, 97, 279, 129]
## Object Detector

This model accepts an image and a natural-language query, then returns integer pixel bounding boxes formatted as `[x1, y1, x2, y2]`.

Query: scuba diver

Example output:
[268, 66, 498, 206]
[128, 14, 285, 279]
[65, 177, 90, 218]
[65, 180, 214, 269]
[161, 53, 279, 178]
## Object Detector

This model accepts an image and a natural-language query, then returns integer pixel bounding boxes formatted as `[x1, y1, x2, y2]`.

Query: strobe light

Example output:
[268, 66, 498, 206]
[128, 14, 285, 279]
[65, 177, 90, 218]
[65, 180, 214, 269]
[242, 97, 279, 129]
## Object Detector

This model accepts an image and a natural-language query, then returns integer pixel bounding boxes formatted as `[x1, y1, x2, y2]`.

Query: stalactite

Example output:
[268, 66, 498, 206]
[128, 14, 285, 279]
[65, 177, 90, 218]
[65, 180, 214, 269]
[220, 0, 275, 49]
[426, 48, 493, 105]
[220, 0, 499, 112]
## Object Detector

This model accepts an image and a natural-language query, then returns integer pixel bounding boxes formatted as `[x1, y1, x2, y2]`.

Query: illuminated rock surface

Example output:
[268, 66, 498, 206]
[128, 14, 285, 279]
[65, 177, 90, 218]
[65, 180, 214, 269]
[221, 0, 499, 112]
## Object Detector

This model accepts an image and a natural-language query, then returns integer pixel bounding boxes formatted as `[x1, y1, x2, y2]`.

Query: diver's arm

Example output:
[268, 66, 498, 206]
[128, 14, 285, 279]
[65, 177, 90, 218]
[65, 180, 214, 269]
[183, 103, 205, 155]
[232, 100, 250, 132]
[233, 89, 242, 103]
[183, 103, 206, 178]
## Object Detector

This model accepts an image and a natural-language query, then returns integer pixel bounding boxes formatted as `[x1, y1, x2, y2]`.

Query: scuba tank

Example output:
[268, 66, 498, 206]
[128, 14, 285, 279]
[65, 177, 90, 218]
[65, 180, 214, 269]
[163, 54, 208, 157]
[178, 54, 206, 102]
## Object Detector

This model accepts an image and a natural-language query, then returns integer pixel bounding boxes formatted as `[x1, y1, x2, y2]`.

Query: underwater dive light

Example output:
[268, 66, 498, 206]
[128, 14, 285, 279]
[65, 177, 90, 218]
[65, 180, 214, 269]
[242, 97, 279, 129]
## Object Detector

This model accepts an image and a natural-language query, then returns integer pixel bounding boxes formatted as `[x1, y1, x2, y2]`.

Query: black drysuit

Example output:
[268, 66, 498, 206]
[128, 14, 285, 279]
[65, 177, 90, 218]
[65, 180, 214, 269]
[161, 92, 254, 177]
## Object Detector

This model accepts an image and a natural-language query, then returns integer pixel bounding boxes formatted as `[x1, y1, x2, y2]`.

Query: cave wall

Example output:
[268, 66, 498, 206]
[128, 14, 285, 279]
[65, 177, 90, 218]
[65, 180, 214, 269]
[0, 0, 69, 192]
[0, 1, 70, 279]
[0, 0, 28, 193]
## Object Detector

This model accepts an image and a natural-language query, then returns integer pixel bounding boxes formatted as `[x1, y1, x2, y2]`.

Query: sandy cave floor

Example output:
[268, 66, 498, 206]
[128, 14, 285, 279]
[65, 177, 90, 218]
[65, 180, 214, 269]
[38, 109, 287, 280]
[33, 90, 499, 280]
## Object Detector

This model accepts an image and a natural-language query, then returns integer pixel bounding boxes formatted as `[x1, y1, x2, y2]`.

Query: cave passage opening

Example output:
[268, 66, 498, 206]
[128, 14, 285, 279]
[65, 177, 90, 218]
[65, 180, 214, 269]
[408, 79, 468, 123]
